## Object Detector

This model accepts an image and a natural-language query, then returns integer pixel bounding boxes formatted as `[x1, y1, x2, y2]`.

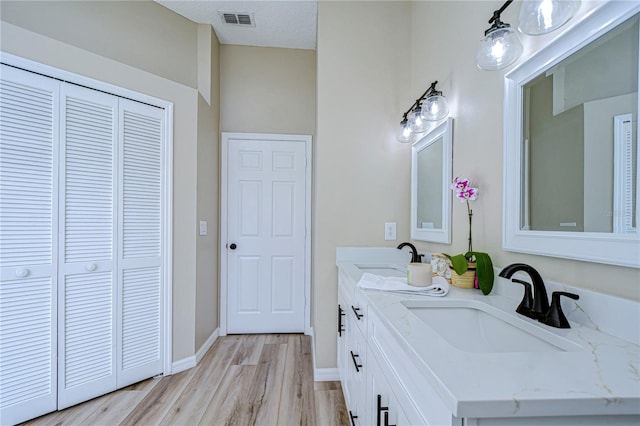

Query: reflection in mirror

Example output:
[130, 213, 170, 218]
[522, 14, 638, 233]
[417, 137, 443, 230]
[503, 2, 640, 268]
[411, 118, 452, 243]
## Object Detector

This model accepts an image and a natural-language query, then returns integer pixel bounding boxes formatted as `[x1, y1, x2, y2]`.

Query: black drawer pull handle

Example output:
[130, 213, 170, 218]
[349, 410, 358, 426]
[338, 305, 346, 336]
[377, 394, 389, 426]
[384, 411, 396, 426]
[351, 305, 364, 320]
[350, 350, 362, 372]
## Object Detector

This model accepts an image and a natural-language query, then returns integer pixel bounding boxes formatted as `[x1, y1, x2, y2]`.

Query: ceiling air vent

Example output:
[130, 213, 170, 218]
[219, 11, 255, 27]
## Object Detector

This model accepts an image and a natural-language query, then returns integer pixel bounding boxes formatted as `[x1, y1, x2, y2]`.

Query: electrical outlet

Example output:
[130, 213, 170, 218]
[199, 220, 208, 236]
[384, 222, 397, 241]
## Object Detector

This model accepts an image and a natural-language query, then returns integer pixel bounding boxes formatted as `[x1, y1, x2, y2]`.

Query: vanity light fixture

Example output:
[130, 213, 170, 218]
[518, 0, 581, 35]
[476, 0, 524, 71]
[396, 81, 450, 143]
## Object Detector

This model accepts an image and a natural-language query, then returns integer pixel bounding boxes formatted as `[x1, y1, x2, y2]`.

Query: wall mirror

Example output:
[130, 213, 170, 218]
[504, 1, 639, 268]
[411, 118, 453, 243]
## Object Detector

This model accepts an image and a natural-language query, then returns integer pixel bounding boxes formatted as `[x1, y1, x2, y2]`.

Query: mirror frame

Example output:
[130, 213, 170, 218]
[503, 1, 640, 268]
[411, 117, 453, 243]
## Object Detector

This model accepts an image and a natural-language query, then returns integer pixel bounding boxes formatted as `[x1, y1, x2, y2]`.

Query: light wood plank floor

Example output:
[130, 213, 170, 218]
[23, 334, 349, 426]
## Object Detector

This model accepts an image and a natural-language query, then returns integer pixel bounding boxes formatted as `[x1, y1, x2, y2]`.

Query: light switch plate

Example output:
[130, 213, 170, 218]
[199, 220, 208, 236]
[384, 222, 397, 241]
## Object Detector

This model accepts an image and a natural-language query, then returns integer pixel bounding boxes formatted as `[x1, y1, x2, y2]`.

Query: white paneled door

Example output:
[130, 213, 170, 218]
[225, 135, 309, 334]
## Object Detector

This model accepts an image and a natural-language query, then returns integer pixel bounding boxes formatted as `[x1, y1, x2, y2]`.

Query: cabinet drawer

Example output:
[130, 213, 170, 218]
[348, 324, 368, 425]
[368, 307, 454, 426]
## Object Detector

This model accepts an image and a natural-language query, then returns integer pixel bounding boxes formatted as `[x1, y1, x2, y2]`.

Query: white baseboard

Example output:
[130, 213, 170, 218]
[314, 367, 340, 382]
[171, 328, 219, 374]
[196, 327, 219, 363]
[308, 327, 340, 381]
[171, 356, 196, 374]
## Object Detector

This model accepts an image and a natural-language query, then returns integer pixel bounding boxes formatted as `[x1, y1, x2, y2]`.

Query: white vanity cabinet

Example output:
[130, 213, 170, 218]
[338, 271, 369, 425]
[338, 269, 444, 426]
[336, 248, 640, 425]
[367, 307, 456, 426]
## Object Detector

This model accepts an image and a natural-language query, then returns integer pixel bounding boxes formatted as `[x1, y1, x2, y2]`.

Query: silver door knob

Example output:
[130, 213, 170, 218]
[86, 263, 97, 271]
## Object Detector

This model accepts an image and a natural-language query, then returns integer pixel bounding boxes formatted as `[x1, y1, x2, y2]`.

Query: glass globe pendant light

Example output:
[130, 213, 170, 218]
[395, 80, 450, 144]
[396, 116, 416, 144]
[477, 0, 524, 71]
[421, 90, 450, 122]
[409, 104, 427, 133]
[518, 0, 580, 35]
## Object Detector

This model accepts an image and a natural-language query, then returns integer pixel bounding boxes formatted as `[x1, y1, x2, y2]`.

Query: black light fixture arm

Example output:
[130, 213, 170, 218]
[489, 0, 513, 24]
[401, 81, 439, 119]
[485, 0, 514, 34]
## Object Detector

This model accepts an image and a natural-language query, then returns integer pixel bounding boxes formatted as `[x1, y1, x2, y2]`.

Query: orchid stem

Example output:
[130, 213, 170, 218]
[467, 200, 473, 254]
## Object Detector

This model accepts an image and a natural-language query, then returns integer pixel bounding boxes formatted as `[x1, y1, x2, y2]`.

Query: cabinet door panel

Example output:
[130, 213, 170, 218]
[0, 65, 59, 425]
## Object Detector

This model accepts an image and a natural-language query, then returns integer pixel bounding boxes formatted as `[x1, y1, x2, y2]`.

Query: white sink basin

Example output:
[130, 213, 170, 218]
[402, 299, 582, 353]
[355, 264, 406, 278]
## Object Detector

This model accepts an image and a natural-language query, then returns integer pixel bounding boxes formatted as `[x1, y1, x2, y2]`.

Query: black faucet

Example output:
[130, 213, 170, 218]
[397, 242, 421, 263]
[499, 263, 549, 320]
[541, 291, 580, 328]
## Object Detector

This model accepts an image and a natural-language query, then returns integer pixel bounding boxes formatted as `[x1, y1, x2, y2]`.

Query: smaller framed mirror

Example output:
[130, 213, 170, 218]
[411, 118, 453, 243]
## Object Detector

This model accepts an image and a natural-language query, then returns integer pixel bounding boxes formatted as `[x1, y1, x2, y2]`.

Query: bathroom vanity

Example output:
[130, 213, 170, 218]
[336, 247, 640, 426]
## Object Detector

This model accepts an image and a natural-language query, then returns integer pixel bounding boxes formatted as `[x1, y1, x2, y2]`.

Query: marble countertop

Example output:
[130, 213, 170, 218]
[336, 248, 640, 419]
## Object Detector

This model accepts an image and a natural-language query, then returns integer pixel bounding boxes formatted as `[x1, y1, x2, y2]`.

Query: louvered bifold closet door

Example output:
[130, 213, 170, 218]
[116, 99, 164, 387]
[57, 84, 118, 409]
[0, 65, 59, 425]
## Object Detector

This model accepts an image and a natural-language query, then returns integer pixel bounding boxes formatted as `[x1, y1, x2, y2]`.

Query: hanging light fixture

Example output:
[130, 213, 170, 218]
[518, 0, 581, 35]
[476, 0, 523, 71]
[396, 81, 450, 143]
[396, 114, 416, 144]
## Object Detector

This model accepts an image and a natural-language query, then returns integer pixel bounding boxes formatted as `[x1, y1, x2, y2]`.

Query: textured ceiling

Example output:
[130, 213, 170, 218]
[155, 0, 318, 50]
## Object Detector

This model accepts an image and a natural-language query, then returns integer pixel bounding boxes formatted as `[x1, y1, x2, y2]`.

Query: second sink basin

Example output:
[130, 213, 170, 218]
[401, 299, 582, 353]
[355, 264, 406, 278]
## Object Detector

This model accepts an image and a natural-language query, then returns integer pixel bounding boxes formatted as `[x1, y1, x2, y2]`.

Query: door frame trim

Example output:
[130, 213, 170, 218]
[220, 132, 312, 336]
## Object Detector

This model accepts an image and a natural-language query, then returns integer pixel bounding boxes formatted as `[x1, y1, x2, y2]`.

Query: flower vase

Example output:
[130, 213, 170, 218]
[450, 262, 476, 289]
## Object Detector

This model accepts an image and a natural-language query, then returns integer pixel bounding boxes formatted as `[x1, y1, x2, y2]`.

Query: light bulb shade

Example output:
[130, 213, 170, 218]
[409, 106, 428, 132]
[421, 94, 450, 121]
[396, 120, 416, 144]
[477, 25, 524, 70]
[518, 0, 580, 35]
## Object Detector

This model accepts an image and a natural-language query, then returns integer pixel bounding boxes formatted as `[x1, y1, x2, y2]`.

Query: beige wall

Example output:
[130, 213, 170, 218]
[0, 1, 217, 362]
[314, 0, 639, 371]
[220, 45, 316, 134]
[0, 0, 197, 88]
[315, 1, 412, 368]
[409, 1, 640, 301]
[195, 25, 221, 351]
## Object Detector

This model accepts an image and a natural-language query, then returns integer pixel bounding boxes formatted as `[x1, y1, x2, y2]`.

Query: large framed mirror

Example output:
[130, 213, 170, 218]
[411, 118, 453, 243]
[503, 1, 639, 268]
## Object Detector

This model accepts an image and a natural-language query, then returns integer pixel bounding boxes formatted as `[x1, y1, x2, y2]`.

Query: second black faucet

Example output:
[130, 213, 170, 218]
[397, 242, 421, 263]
